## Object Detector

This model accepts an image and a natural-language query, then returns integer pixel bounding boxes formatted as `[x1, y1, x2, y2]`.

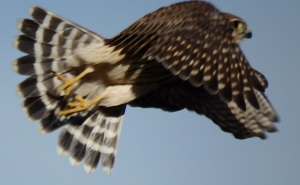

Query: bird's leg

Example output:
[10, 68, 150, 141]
[54, 66, 94, 96]
[58, 95, 103, 115]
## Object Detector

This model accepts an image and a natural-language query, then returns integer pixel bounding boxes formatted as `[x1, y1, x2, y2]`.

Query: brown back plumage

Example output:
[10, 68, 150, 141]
[13, 1, 278, 174]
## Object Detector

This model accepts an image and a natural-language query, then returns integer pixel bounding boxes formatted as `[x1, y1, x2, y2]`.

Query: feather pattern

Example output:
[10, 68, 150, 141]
[14, 6, 126, 174]
[14, 1, 279, 174]
[108, 1, 264, 110]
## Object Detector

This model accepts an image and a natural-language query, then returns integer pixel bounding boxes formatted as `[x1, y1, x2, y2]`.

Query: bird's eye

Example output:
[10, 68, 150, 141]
[232, 20, 240, 28]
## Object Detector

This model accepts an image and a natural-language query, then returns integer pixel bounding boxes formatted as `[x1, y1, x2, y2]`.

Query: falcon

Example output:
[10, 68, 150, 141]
[13, 1, 278, 174]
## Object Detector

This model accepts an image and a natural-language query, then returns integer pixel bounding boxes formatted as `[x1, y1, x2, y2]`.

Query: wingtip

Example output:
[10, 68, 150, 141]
[258, 133, 267, 140]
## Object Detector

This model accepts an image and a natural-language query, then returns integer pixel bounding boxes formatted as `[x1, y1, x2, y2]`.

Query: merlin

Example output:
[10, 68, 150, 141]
[13, 1, 278, 174]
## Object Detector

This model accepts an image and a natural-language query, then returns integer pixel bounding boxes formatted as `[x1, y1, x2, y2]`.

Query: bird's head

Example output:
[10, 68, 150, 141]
[224, 13, 252, 43]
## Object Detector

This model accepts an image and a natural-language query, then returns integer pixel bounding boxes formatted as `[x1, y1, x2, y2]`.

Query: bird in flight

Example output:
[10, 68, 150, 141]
[13, 1, 278, 174]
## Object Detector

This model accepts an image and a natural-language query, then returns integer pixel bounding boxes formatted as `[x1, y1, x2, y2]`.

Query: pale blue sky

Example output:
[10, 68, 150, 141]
[1, 1, 299, 185]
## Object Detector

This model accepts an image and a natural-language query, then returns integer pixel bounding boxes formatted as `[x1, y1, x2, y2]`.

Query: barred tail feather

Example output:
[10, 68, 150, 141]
[12, 55, 68, 76]
[13, 6, 125, 174]
[28, 6, 103, 43]
[57, 105, 126, 174]
[13, 5, 105, 77]
[13, 5, 107, 116]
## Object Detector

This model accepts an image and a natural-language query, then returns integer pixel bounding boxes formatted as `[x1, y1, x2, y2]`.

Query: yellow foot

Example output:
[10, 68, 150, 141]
[54, 67, 94, 96]
[58, 95, 103, 115]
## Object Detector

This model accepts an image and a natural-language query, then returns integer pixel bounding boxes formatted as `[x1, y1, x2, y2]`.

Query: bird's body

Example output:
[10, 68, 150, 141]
[13, 1, 278, 174]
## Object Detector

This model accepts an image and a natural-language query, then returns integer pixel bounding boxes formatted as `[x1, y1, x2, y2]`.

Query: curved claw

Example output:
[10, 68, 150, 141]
[53, 73, 72, 95]
[54, 67, 94, 96]
[58, 95, 103, 115]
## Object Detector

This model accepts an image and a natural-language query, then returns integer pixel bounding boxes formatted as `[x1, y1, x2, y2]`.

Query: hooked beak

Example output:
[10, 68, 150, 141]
[245, 31, 252, 39]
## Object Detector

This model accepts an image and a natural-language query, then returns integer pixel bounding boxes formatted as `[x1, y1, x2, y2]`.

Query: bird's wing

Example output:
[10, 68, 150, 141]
[108, 1, 265, 111]
[130, 79, 278, 139]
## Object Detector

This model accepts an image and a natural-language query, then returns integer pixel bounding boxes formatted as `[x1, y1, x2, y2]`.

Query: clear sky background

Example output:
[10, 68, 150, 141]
[1, 1, 299, 185]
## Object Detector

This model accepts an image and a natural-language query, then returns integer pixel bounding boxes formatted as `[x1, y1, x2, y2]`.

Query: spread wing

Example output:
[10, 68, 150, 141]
[130, 76, 278, 139]
[107, 1, 265, 111]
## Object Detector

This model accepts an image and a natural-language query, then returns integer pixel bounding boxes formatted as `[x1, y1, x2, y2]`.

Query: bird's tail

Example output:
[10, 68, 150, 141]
[13, 6, 125, 173]
[57, 105, 126, 174]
